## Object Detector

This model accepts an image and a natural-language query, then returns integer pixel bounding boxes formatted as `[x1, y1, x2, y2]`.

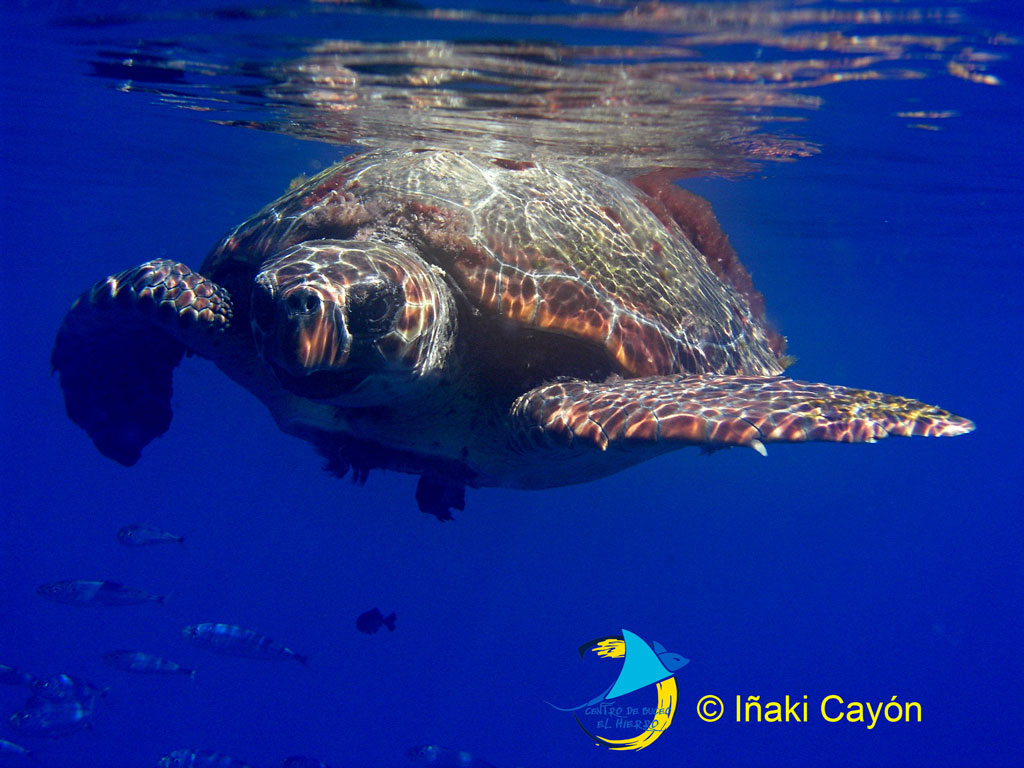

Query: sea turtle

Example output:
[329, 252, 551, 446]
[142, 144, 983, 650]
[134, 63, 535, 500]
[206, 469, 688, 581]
[52, 149, 973, 519]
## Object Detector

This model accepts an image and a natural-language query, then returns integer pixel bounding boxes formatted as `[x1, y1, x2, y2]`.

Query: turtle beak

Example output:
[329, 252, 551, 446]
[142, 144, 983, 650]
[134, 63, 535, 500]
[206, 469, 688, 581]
[253, 282, 370, 399]
[271, 286, 351, 378]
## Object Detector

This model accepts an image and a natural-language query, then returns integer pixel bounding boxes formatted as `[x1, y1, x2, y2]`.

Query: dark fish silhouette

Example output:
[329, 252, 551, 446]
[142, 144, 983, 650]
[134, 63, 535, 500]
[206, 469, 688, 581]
[181, 623, 307, 664]
[357, 608, 396, 634]
[0, 664, 34, 687]
[158, 749, 255, 768]
[36, 579, 164, 606]
[407, 745, 497, 768]
[103, 650, 196, 679]
[8, 698, 94, 738]
[117, 524, 184, 546]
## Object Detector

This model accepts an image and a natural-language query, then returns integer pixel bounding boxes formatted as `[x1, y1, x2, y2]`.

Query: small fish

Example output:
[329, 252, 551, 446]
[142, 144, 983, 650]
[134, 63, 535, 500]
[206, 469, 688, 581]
[117, 524, 184, 546]
[357, 607, 396, 635]
[103, 650, 196, 679]
[0, 663, 35, 687]
[31, 673, 106, 703]
[9, 698, 94, 738]
[37, 579, 165, 606]
[181, 623, 307, 664]
[158, 749, 255, 768]
[0, 738, 33, 758]
[407, 745, 497, 768]
[282, 758, 332, 768]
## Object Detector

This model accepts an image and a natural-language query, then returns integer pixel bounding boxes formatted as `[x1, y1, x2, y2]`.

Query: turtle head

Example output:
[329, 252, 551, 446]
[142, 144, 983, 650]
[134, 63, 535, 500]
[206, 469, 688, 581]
[251, 240, 457, 404]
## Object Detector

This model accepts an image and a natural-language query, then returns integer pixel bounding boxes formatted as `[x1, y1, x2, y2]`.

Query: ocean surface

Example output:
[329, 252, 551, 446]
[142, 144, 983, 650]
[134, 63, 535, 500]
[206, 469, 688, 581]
[1, 1, 1021, 766]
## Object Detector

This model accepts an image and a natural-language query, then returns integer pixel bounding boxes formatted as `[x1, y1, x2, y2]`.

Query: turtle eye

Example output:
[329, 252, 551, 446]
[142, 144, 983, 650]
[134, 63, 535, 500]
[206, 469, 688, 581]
[346, 278, 404, 336]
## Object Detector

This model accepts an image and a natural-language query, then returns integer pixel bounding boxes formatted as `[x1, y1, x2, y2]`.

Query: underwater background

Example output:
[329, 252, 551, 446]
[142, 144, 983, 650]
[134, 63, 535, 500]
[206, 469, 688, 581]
[1, 1, 1021, 766]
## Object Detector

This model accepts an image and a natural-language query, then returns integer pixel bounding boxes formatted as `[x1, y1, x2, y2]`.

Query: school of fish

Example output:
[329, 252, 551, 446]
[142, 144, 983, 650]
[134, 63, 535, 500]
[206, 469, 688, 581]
[4, 524, 497, 767]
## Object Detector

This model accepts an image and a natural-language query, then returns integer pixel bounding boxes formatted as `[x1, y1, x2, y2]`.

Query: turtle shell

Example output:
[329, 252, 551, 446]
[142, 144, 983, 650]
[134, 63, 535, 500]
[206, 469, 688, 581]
[202, 149, 783, 378]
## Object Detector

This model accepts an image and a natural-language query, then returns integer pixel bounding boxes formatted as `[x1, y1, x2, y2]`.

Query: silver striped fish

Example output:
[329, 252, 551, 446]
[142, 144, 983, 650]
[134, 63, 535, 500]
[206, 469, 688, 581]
[181, 623, 307, 664]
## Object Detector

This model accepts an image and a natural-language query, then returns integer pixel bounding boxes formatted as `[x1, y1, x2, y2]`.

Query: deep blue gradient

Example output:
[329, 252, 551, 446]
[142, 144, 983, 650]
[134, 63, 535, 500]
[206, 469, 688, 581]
[2, 2, 1022, 767]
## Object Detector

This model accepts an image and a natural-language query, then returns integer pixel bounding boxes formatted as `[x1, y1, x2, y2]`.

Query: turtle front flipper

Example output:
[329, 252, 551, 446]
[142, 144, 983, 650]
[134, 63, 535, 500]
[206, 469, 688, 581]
[52, 260, 233, 465]
[511, 375, 974, 455]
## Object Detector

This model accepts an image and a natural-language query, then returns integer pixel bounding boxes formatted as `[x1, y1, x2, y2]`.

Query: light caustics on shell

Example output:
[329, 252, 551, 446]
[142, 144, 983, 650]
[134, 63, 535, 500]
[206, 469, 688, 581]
[66, 0, 1015, 175]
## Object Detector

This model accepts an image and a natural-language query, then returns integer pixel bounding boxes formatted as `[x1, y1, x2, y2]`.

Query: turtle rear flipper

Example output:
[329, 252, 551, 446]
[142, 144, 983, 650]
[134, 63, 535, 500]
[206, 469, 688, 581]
[52, 260, 233, 465]
[511, 374, 974, 455]
[415, 475, 465, 521]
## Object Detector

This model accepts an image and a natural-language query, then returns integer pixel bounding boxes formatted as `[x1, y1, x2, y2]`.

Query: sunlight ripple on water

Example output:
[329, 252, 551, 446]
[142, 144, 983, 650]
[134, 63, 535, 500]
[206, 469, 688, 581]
[58, 0, 1014, 175]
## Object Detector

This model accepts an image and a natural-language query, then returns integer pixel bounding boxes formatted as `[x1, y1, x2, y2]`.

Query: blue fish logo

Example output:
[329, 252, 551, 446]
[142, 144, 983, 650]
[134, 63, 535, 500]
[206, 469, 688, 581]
[549, 629, 689, 750]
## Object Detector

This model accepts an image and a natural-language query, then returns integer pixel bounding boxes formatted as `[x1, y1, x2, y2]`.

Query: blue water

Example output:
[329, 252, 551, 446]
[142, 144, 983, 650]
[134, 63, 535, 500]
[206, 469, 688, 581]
[2, 2, 1022, 767]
